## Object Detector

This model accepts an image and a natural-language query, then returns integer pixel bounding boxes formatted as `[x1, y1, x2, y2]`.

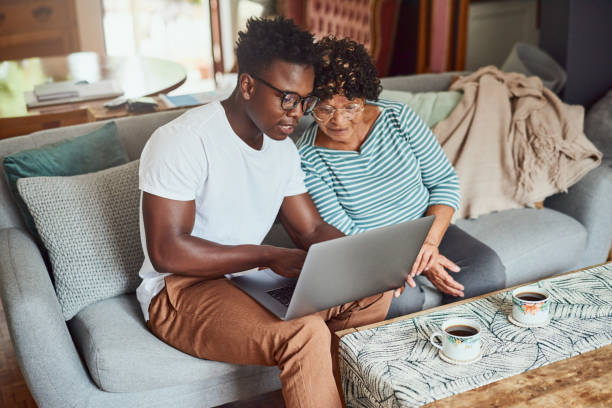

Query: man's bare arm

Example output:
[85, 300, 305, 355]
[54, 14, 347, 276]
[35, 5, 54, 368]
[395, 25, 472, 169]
[278, 192, 344, 250]
[142, 192, 306, 279]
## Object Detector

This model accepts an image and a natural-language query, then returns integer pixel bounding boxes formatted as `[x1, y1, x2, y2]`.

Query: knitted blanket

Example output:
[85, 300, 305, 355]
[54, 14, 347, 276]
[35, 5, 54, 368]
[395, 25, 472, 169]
[432, 66, 602, 219]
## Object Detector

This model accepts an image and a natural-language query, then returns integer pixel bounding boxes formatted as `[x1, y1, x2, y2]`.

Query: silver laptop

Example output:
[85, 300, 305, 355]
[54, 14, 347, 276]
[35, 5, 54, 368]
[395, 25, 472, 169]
[230, 216, 434, 320]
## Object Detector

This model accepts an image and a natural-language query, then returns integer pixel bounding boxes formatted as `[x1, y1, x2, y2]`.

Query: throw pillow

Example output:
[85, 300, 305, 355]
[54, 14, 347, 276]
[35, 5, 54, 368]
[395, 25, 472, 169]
[3, 122, 130, 242]
[379, 89, 463, 128]
[17, 160, 143, 320]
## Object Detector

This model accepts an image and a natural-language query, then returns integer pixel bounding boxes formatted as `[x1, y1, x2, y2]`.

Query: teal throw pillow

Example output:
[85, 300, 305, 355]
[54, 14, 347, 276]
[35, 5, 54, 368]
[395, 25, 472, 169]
[3, 122, 130, 241]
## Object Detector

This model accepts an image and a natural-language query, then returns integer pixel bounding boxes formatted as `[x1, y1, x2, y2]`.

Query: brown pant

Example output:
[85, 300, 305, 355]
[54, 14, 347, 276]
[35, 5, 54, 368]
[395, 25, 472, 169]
[147, 275, 393, 408]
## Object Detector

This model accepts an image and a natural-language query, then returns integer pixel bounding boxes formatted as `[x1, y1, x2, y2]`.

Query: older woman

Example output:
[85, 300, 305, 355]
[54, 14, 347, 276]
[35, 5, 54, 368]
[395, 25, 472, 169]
[297, 37, 506, 317]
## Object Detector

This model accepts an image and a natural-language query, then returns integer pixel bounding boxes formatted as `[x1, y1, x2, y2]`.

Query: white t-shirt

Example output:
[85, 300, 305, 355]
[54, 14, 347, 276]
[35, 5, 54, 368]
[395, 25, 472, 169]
[136, 101, 307, 321]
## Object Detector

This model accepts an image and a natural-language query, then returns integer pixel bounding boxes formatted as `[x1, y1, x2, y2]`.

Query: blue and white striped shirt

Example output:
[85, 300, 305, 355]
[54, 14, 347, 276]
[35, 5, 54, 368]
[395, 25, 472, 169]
[296, 99, 460, 235]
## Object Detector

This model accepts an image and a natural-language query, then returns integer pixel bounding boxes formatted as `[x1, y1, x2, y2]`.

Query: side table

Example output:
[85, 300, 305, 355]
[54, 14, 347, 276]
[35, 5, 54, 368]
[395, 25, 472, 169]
[0, 52, 187, 139]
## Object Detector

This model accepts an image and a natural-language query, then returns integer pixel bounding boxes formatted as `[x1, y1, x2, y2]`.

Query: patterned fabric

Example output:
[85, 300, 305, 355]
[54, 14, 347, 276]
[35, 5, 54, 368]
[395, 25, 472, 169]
[340, 263, 612, 407]
[17, 160, 143, 320]
[296, 99, 460, 235]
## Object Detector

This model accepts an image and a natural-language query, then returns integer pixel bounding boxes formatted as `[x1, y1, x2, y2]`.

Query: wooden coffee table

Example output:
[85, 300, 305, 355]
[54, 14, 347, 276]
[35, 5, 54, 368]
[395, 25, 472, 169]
[425, 343, 612, 407]
[335, 262, 612, 407]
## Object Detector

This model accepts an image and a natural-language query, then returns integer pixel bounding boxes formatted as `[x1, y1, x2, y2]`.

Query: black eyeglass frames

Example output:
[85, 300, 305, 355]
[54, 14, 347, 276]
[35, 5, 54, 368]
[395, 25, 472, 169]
[250, 74, 319, 114]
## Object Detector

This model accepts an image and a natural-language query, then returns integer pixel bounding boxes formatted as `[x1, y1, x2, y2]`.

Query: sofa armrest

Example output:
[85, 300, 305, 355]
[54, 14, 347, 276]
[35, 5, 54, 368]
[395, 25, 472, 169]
[544, 165, 612, 266]
[0, 228, 97, 408]
[585, 89, 612, 162]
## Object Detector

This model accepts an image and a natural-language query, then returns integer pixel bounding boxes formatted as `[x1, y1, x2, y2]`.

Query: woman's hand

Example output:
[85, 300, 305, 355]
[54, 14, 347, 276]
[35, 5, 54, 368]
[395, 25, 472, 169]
[394, 242, 439, 297]
[411, 242, 440, 276]
[394, 243, 463, 298]
[423, 254, 464, 297]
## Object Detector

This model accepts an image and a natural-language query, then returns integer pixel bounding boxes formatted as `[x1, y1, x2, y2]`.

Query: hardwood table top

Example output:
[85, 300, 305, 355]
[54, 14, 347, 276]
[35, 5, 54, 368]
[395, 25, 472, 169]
[335, 262, 612, 407]
[0, 52, 187, 138]
[424, 343, 612, 407]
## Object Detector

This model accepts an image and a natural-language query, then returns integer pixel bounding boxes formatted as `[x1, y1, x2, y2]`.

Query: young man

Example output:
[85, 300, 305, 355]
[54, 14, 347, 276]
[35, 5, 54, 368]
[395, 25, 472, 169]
[136, 17, 392, 408]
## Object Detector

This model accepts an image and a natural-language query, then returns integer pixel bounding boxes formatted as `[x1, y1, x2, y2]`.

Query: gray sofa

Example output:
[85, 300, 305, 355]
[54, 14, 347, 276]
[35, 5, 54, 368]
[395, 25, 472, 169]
[0, 73, 610, 408]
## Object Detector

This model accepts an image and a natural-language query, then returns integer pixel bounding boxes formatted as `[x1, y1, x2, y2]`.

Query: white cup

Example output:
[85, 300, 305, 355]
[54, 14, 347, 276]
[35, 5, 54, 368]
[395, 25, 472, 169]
[429, 318, 481, 363]
[511, 286, 550, 326]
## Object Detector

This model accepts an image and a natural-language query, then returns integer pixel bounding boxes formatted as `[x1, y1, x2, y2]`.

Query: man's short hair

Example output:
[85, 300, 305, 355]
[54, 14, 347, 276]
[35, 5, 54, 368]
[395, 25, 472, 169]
[236, 16, 316, 76]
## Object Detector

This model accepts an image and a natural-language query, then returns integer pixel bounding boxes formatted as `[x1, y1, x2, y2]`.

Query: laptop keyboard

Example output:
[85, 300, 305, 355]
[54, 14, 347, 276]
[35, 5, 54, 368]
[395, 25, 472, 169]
[266, 285, 296, 307]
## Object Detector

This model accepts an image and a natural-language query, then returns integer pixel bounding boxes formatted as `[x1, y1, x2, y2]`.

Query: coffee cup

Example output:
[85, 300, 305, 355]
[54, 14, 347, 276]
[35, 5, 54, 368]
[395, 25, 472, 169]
[429, 318, 481, 363]
[510, 286, 550, 327]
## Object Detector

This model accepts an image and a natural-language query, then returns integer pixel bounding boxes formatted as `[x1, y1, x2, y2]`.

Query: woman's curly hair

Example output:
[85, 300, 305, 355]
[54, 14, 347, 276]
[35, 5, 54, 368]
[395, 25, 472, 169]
[313, 36, 381, 102]
[236, 17, 316, 76]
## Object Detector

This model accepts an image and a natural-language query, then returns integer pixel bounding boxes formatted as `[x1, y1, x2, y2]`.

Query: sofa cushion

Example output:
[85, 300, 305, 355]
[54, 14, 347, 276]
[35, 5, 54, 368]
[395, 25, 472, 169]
[68, 293, 279, 392]
[16, 160, 143, 320]
[3, 122, 129, 242]
[455, 207, 587, 286]
[379, 89, 463, 128]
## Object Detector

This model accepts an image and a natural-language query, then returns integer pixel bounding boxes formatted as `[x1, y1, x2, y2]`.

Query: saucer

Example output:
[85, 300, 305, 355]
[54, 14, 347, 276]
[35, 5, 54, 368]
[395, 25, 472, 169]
[507, 314, 550, 328]
[438, 350, 482, 365]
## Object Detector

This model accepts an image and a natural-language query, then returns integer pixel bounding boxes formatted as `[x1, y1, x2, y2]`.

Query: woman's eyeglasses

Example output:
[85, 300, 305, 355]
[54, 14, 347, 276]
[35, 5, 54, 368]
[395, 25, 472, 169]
[251, 75, 319, 114]
[312, 103, 364, 123]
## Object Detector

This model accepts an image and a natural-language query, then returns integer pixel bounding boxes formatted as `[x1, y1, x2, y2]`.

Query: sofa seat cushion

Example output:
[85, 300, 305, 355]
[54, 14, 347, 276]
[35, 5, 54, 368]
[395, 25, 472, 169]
[69, 293, 279, 393]
[455, 208, 587, 286]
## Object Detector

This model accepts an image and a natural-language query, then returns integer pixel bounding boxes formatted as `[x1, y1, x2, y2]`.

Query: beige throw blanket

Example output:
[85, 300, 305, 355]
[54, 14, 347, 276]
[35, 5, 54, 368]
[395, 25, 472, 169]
[432, 66, 602, 219]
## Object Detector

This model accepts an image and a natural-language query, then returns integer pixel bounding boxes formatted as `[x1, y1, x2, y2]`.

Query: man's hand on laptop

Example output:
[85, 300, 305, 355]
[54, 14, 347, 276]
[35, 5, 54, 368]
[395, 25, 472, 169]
[266, 246, 307, 279]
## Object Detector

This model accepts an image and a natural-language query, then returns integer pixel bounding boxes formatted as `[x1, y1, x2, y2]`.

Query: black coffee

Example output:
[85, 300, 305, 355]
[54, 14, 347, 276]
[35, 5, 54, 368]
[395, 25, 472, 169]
[516, 292, 546, 301]
[445, 325, 478, 337]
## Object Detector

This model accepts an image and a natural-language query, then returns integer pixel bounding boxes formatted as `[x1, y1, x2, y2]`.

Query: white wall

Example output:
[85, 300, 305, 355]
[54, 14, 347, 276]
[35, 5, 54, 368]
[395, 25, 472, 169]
[466, 0, 539, 71]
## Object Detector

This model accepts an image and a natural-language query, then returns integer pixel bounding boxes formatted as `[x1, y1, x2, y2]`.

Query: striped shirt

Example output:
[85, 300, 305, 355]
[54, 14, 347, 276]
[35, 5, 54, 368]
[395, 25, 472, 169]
[296, 99, 460, 235]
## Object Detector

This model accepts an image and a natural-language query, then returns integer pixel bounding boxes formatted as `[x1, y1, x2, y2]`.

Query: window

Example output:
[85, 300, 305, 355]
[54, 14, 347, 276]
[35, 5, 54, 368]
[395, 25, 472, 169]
[102, 0, 215, 93]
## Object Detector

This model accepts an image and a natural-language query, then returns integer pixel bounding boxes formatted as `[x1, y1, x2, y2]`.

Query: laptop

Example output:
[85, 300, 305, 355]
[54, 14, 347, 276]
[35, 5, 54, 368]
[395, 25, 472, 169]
[229, 216, 434, 320]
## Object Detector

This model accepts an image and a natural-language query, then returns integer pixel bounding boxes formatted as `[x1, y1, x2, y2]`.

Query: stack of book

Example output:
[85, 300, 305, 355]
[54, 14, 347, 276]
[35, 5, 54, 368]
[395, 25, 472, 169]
[25, 80, 123, 108]
[34, 82, 80, 101]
